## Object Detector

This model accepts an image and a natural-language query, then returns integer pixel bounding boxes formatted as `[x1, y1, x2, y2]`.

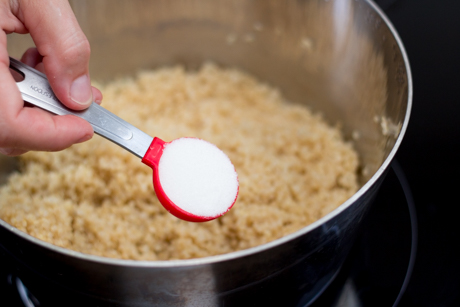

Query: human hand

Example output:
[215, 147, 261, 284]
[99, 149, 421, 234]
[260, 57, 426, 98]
[0, 0, 102, 156]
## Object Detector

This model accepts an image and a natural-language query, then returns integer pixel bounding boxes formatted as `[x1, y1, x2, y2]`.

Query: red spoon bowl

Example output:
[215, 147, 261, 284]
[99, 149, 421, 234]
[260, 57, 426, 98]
[141, 137, 239, 222]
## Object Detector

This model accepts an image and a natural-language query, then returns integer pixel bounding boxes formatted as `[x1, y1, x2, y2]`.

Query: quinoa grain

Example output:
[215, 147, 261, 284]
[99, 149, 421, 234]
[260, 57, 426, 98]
[0, 64, 359, 260]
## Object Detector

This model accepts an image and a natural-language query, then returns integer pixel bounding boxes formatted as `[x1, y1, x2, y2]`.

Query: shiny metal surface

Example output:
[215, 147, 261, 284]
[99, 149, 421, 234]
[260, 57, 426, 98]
[1, 0, 412, 306]
[9, 58, 153, 159]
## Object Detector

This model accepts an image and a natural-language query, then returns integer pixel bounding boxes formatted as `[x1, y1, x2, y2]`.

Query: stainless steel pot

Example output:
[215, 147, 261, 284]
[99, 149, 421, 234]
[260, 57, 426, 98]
[1, 0, 412, 306]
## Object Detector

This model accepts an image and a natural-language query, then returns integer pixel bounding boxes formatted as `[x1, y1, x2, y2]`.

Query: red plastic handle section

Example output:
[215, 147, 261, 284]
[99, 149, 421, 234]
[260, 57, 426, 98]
[141, 137, 216, 222]
[141, 137, 166, 169]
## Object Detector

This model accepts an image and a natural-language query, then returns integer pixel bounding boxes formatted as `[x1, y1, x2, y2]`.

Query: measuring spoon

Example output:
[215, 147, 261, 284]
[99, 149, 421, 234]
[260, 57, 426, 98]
[9, 57, 238, 222]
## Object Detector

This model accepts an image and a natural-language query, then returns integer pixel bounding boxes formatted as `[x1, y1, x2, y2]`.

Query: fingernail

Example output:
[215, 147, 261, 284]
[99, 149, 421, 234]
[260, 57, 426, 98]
[0, 148, 14, 156]
[70, 74, 93, 106]
[93, 95, 102, 105]
[76, 133, 93, 144]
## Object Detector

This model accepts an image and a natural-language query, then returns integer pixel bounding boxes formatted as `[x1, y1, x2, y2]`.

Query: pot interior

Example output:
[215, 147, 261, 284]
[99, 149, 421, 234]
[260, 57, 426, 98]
[6, 0, 410, 187]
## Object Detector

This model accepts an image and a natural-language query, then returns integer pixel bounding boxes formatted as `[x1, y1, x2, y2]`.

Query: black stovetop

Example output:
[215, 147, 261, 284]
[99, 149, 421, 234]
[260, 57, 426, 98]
[311, 160, 417, 307]
[375, 0, 460, 306]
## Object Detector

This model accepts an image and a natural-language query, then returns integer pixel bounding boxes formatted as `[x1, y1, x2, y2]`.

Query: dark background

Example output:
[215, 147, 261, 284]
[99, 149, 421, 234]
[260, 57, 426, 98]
[375, 0, 460, 306]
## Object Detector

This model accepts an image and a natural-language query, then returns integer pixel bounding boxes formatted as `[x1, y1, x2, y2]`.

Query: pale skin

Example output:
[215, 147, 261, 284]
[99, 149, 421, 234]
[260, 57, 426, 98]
[0, 0, 103, 156]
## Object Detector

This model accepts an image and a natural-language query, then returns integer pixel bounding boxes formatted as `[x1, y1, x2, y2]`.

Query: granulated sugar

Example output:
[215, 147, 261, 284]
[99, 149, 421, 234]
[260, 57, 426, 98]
[158, 138, 238, 218]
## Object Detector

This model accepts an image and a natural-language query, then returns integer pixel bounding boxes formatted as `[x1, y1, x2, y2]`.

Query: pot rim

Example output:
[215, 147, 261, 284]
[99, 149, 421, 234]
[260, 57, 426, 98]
[0, 0, 412, 268]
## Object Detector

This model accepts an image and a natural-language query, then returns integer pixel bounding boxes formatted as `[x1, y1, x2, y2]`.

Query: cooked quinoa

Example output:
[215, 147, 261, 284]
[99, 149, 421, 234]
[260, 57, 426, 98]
[0, 64, 359, 260]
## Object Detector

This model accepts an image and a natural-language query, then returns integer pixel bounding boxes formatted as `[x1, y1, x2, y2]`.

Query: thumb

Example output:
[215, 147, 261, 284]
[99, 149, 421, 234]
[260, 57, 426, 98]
[17, 0, 93, 110]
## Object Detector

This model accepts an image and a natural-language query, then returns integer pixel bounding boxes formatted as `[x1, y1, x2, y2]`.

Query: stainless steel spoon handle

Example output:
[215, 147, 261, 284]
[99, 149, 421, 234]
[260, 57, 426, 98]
[9, 57, 153, 158]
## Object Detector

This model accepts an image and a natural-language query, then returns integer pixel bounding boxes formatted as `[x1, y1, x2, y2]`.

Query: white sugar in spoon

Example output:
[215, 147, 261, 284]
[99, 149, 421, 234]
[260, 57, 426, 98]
[9, 57, 239, 222]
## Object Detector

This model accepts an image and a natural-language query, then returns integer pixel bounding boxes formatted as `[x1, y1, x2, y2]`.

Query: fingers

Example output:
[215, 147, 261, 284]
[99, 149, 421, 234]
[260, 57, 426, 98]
[17, 0, 93, 110]
[0, 39, 94, 155]
[0, 113, 94, 156]
[1, 2, 100, 156]
[20, 47, 102, 104]
[0, 90, 94, 155]
[92, 86, 103, 105]
[0, 148, 28, 156]
[20, 47, 42, 67]
[8, 107, 94, 151]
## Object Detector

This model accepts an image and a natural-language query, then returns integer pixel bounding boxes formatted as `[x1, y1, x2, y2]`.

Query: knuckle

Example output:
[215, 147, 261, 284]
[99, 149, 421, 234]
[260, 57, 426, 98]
[54, 32, 91, 69]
